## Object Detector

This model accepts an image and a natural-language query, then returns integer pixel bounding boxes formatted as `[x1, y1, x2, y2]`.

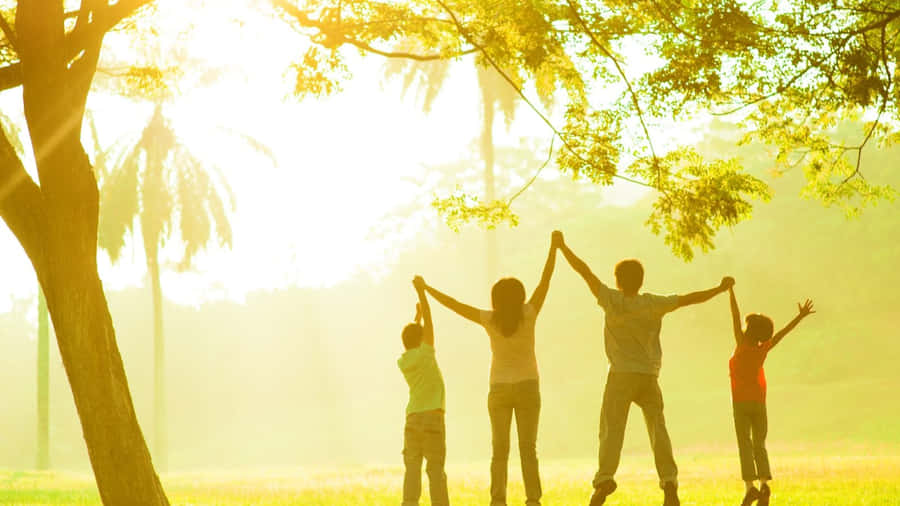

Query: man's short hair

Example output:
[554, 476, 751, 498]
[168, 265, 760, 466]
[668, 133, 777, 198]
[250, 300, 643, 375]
[615, 259, 644, 293]
[402, 323, 423, 349]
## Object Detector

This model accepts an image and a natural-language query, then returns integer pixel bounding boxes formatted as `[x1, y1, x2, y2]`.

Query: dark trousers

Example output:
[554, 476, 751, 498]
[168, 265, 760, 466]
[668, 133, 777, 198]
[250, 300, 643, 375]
[403, 410, 449, 506]
[593, 372, 678, 489]
[733, 401, 772, 481]
[488, 379, 542, 506]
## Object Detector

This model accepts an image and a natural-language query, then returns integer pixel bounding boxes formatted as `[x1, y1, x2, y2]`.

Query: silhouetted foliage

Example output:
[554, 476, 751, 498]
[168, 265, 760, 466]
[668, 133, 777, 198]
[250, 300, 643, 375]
[275, 0, 898, 260]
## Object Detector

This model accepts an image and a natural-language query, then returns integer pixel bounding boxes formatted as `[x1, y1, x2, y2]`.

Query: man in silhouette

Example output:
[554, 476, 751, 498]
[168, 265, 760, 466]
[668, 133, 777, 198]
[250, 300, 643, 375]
[554, 231, 733, 506]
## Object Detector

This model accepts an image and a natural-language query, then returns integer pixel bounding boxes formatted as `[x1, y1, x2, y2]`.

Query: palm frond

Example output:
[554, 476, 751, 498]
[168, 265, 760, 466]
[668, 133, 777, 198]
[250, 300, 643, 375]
[214, 126, 278, 167]
[98, 144, 143, 261]
[175, 156, 212, 268]
[383, 57, 452, 114]
[478, 64, 519, 130]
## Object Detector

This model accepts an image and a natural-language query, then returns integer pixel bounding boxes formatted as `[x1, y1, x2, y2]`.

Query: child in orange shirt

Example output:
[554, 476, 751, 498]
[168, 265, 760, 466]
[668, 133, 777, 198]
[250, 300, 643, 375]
[727, 283, 814, 506]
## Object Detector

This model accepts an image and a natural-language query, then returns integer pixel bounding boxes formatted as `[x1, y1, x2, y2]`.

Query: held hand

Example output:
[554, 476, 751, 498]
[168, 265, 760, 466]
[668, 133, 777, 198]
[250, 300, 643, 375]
[797, 299, 815, 317]
[720, 276, 735, 291]
[551, 230, 564, 249]
[412, 275, 425, 291]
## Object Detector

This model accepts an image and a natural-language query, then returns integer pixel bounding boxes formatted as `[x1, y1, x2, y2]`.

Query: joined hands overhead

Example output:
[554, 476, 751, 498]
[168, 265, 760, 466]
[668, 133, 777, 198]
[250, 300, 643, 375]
[551, 230, 564, 249]
[720, 276, 735, 291]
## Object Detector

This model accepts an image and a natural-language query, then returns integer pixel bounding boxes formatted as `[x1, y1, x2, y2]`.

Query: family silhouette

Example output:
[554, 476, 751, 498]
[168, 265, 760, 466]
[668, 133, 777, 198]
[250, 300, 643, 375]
[397, 231, 815, 506]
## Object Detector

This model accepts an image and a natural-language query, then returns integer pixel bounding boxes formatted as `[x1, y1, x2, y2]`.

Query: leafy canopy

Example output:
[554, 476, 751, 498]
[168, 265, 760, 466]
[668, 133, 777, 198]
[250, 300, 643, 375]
[273, 0, 831, 260]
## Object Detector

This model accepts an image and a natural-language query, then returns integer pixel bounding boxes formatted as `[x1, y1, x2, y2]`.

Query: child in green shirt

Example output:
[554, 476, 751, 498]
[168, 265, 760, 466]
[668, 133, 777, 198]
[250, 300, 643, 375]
[397, 276, 449, 506]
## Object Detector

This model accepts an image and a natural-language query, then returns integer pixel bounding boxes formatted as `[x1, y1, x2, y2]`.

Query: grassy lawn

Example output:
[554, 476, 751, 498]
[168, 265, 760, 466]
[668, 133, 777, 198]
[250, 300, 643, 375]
[2, 454, 899, 505]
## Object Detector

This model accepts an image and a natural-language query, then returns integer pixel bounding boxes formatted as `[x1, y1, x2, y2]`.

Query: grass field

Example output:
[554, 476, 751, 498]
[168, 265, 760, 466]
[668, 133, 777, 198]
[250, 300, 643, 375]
[2, 454, 900, 505]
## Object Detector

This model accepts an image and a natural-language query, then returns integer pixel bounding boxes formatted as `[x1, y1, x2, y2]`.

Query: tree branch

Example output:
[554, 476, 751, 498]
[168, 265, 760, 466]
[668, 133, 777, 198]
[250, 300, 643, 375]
[0, 127, 46, 267]
[0, 1, 154, 92]
[839, 99, 886, 187]
[565, 0, 663, 188]
[273, 0, 475, 61]
[340, 36, 477, 61]
[97, 0, 156, 34]
[432, 0, 655, 190]
[713, 9, 900, 115]
[507, 136, 554, 204]
[0, 62, 22, 92]
[0, 12, 18, 53]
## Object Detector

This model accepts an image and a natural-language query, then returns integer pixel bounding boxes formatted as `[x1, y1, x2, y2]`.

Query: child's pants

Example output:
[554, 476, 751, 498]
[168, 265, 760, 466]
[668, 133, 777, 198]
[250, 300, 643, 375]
[593, 372, 678, 489]
[733, 401, 772, 481]
[402, 410, 449, 506]
[487, 379, 542, 506]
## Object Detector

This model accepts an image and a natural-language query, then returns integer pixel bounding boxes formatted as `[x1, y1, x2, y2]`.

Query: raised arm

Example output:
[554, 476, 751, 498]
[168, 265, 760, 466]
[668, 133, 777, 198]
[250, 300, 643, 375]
[413, 277, 434, 346]
[556, 232, 608, 300]
[422, 280, 484, 325]
[770, 299, 815, 349]
[528, 233, 559, 314]
[728, 286, 743, 344]
[673, 276, 733, 311]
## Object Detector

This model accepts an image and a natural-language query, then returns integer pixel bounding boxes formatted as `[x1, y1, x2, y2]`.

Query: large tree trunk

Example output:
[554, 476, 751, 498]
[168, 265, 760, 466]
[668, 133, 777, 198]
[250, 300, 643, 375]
[6, 137, 170, 505]
[42, 209, 169, 504]
[36, 287, 50, 470]
[0, 3, 171, 504]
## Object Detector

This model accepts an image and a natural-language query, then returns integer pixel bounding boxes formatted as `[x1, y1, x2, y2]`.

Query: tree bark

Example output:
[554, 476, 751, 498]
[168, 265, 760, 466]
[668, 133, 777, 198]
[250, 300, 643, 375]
[43, 221, 169, 505]
[1, 2, 171, 503]
[13, 138, 171, 505]
[37, 287, 50, 470]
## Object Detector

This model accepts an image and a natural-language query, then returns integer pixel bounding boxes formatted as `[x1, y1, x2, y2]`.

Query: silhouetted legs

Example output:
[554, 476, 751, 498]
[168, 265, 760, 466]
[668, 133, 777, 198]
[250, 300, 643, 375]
[489, 390, 513, 506]
[515, 390, 542, 505]
[488, 379, 542, 506]
[594, 373, 631, 488]
[594, 372, 678, 489]
[733, 401, 771, 482]
[635, 378, 678, 487]
[403, 410, 449, 506]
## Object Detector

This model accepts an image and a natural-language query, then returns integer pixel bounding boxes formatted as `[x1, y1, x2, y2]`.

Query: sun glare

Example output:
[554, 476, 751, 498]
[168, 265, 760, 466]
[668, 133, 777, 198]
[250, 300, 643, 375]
[2, 0, 653, 306]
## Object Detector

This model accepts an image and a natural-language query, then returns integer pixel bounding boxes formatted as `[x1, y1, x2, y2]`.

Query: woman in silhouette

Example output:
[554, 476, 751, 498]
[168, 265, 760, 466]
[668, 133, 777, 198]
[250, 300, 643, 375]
[419, 231, 561, 506]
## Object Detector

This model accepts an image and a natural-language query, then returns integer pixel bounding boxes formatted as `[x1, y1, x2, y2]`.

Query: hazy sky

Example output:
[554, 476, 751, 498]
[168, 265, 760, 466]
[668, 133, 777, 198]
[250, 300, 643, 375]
[0, 0, 688, 313]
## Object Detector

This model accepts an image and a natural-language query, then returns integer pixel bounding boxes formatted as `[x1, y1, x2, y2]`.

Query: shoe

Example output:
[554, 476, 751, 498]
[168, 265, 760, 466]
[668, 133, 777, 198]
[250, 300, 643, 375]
[662, 481, 680, 506]
[758, 483, 771, 506]
[589, 480, 617, 506]
[740, 486, 760, 506]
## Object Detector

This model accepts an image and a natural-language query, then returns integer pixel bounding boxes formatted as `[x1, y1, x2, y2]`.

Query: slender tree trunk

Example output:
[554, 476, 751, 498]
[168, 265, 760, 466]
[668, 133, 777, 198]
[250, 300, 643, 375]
[36, 287, 50, 470]
[142, 104, 168, 471]
[480, 87, 498, 283]
[148, 245, 167, 471]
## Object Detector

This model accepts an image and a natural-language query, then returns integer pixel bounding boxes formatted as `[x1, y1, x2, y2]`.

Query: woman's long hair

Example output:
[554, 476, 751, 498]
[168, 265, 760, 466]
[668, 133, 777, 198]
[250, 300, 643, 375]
[491, 278, 526, 337]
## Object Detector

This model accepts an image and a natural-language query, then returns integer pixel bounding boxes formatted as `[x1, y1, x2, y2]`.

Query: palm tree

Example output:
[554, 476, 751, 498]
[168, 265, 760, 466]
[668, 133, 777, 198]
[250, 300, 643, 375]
[385, 59, 524, 281]
[95, 103, 235, 471]
[87, 8, 280, 469]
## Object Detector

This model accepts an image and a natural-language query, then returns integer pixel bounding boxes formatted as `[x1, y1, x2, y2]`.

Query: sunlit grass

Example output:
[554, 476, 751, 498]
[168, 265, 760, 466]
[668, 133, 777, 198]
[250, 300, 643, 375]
[2, 454, 900, 505]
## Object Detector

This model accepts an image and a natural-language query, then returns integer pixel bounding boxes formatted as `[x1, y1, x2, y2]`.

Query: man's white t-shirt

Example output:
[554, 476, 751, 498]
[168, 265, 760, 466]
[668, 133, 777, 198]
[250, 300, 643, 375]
[596, 286, 680, 376]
